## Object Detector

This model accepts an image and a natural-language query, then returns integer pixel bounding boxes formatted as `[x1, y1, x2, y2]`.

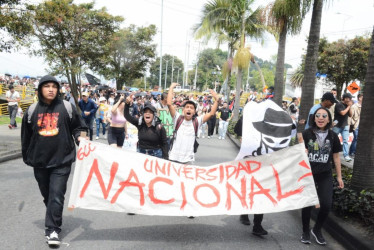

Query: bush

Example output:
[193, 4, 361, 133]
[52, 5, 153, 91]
[332, 167, 374, 231]
[228, 119, 239, 138]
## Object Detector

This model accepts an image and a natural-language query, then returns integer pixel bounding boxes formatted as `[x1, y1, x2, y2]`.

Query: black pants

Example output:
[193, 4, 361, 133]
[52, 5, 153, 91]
[34, 165, 71, 235]
[83, 117, 94, 141]
[302, 171, 333, 232]
[207, 118, 216, 136]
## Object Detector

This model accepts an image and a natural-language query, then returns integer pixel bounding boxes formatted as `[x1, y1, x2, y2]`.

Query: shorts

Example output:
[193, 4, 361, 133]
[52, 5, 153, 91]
[107, 127, 125, 146]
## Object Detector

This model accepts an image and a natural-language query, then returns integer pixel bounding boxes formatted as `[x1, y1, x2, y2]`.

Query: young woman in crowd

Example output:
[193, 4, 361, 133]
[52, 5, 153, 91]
[301, 107, 344, 245]
[124, 94, 168, 159]
[107, 95, 127, 148]
[206, 103, 216, 139]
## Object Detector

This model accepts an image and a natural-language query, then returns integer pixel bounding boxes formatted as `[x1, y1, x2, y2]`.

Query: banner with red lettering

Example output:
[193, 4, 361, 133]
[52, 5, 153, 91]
[68, 140, 318, 216]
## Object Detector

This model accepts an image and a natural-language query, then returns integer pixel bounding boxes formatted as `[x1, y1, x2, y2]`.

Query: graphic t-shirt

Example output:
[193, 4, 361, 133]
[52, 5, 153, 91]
[302, 128, 342, 174]
[219, 108, 231, 121]
[37, 112, 60, 136]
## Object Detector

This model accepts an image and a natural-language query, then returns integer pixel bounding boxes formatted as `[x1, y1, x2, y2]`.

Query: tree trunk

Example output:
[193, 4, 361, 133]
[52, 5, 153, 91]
[351, 27, 374, 191]
[274, 22, 287, 106]
[297, 0, 323, 132]
[232, 68, 242, 121]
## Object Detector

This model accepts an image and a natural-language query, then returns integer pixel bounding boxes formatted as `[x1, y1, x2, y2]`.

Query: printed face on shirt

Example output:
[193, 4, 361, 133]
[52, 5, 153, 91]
[183, 103, 196, 120]
[262, 134, 290, 151]
[41, 82, 58, 103]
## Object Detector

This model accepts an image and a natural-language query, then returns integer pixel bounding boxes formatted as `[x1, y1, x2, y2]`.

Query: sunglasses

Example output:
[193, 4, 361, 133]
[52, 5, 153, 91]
[315, 113, 328, 118]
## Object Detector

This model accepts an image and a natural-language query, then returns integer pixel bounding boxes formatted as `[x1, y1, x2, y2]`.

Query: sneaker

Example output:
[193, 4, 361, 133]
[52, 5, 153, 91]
[218, 137, 222, 140]
[187, 216, 195, 219]
[239, 214, 251, 225]
[350, 154, 355, 158]
[96, 136, 99, 140]
[46, 231, 60, 246]
[301, 231, 311, 244]
[344, 156, 352, 162]
[207, 136, 210, 139]
[8, 124, 12, 129]
[252, 225, 268, 236]
[311, 228, 326, 245]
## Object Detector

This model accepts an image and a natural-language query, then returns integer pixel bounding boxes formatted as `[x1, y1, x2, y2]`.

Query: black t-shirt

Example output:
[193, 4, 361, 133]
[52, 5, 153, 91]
[334, 102, 349, 127]
[302, 128, 342, 175]
[219, 108, 232, 121]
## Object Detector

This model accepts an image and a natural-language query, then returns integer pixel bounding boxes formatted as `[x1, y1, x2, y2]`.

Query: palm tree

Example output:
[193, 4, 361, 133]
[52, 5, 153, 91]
[261, 0, 309, 106]
[297, 0, 324, 132]
[351, 27, 374, 190]
[194, 0, 266, 121]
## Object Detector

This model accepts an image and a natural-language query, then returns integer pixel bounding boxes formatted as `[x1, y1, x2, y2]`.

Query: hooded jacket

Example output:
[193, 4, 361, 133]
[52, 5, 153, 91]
[21, 75, 88, 168]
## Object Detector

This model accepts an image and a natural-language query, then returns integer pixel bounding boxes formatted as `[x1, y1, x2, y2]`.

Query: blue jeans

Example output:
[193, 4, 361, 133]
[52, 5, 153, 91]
[219, 120, 229, 138]
[332, 125, 349, 157]
[33, 165, 71, 235]
[8, 104, 18, 127]
[138, 148, 162, 158]
[96, 118, 106, 137]
[349, 127, 359, 155]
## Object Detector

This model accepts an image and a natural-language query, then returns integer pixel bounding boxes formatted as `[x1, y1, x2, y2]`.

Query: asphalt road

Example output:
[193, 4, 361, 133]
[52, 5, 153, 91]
[0, 135, 346, 250]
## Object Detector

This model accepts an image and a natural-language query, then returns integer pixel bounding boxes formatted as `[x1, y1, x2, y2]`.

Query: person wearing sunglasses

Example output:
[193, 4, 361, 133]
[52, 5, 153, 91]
[300, 107, 344, 245]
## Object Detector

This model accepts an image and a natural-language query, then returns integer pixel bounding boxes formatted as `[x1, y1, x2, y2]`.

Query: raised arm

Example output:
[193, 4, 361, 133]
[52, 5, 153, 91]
[111, 95, 124, 114]
[167, 82, 178, 118]
[202, 90, 219, 123]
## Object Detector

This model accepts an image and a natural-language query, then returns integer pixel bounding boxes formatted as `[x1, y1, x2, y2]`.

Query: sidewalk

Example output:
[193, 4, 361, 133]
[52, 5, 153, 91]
[0, 124, 22, 163]
[227, 132, 372, 250]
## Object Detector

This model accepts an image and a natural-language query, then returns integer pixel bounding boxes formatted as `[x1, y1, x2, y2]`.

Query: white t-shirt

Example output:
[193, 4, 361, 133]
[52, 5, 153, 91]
[169, 112, 202, 163]
[6, 90, 20, 106]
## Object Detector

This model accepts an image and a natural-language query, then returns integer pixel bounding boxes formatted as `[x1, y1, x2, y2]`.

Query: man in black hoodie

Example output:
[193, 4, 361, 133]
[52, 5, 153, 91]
[21, 75, 87, 247]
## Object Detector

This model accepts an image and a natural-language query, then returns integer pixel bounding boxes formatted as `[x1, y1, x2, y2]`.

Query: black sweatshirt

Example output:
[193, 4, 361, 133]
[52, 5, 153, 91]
[21, 98, 88, 168]
[124, 105, 168, 159]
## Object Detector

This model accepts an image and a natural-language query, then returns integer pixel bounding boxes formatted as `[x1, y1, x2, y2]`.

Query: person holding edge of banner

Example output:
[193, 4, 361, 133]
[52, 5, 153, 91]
[301, 107, 344, 245]
[21, 75, 88, 247]
[167, 82, 219, 164]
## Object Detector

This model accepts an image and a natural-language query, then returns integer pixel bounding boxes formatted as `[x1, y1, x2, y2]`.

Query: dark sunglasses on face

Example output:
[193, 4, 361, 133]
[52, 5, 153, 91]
[315, 113, 328, 118]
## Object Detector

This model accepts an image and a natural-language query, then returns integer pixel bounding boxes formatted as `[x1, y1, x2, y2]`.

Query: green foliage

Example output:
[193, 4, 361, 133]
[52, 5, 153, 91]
[227, 118, 238, 137]
[95, 24, 157, 89]
[332, 167, 374, 231]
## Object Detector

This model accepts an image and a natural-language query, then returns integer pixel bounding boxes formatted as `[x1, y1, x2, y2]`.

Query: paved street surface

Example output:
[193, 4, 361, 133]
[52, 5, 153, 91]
[0, 135, 346, 249]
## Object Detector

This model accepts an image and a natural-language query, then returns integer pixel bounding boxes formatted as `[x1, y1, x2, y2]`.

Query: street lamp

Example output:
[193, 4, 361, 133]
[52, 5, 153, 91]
[336, 12, 352, 38]
[164, 59, 169, 90]
[176, 67, 180, 83]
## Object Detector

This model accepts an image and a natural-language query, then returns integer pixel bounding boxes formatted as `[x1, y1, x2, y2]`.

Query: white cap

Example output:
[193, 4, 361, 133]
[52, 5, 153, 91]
[99, 97, 106, 102]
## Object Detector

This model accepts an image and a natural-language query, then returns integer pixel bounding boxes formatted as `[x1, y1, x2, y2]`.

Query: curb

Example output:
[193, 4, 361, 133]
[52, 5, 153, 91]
[0, 149, 22, 163]
[227, 132, 372, 250]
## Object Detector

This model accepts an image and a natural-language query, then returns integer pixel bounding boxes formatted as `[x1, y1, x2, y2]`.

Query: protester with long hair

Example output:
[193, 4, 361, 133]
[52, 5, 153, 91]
[107, 95, 127, 148]
[124, 93, 168, 159]
[300, 107, 344, 245]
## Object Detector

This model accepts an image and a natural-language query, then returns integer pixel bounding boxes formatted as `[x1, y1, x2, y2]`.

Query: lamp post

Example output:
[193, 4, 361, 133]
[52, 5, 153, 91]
[336, 12, 352, 39]
[164, 59, 169, 90]
[176, 67, 180, 83]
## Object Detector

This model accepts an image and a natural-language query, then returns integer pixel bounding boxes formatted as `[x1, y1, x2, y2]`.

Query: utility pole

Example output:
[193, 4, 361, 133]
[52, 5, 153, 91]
[183, 31, 188, 87]
[193, 42, 201, 90]
[184, 40, 190, 89]
[170, 56, 175, 84]
[176, 68, 180, 83]
[164, 59, 169, 90]
[158, 0, 164, 90]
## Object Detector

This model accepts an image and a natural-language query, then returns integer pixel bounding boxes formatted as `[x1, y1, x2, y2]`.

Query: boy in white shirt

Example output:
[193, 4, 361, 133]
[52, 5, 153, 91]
[167, 83, 219, 163]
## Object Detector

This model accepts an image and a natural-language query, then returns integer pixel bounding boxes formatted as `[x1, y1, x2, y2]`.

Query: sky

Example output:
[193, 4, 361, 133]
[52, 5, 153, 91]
[0, 0, 373, 78]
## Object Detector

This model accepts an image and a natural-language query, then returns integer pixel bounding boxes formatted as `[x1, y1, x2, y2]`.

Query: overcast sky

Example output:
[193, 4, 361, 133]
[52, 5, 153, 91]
[0, 0, 373, 77]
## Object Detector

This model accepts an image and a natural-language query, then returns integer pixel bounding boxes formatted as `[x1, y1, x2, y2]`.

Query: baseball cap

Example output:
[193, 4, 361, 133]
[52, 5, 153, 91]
[82, 92, 89, 97]
[99, 97, 106, 102]
[143, 103, 156, 113]
[321, 92, 338, 103]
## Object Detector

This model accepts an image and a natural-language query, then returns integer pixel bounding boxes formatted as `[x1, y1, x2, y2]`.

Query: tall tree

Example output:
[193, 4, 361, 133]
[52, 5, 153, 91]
[351, 27, 374, 190]
[194, 0, 266, 121]
[298, 0, 323, 132]
[94, 25, 157, 90]
[25, 0, 122, 106]
[261, 0, 309, 106]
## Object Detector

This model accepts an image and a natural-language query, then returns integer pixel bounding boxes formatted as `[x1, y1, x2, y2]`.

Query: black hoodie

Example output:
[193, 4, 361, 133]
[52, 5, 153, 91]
[21, 75, 88, 168]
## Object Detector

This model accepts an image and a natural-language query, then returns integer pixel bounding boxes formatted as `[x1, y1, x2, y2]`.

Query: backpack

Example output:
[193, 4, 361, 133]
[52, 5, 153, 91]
[169, 115, 199, 153]
[27, 100, 73, 124]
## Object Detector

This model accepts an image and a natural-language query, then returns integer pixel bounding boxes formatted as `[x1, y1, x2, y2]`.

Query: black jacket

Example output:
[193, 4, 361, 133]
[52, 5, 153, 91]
[124, 104, 168, 159]
[21, 94, 88, 168]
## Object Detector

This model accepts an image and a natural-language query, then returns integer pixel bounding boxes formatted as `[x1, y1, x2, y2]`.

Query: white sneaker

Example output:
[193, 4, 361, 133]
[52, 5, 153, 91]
[46, 231, 60, 246]
[104, 134, 107, 139]
[207, 136, 210, 139]
[95, 136, 99, 140]
[344, 156, 352, 162]
[219, 137, 222, 140]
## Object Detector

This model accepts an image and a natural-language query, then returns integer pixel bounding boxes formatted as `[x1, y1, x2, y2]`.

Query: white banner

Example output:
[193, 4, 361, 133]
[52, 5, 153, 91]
[122, 122, 138, 152]
[236, 100, 294, 160]
[68, 140, 318, 216]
